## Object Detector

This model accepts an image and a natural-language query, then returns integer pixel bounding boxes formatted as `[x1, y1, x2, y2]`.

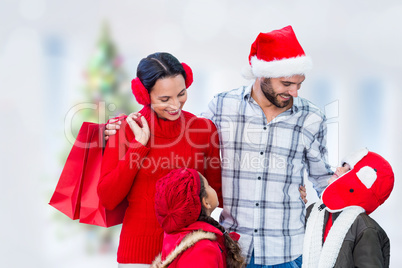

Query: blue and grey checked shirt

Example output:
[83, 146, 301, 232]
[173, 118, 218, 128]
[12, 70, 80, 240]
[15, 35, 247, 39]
[201, 84, 333, 265]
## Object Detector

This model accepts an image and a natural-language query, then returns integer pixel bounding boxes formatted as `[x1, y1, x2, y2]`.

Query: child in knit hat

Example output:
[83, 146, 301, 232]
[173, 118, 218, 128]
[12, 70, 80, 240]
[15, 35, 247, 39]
[152, 168, 245, 268]
[303, 148, 394, 268]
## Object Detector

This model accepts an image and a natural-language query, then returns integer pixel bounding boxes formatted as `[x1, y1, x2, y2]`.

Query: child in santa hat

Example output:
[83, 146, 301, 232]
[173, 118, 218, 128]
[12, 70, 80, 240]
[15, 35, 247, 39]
[152, 168, 246, 268]
[303, 148, 394, 268]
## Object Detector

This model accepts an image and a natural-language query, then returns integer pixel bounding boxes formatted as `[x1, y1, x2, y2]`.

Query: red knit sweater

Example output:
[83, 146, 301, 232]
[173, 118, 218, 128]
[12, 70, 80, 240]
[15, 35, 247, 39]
[98, 106, 222, 264]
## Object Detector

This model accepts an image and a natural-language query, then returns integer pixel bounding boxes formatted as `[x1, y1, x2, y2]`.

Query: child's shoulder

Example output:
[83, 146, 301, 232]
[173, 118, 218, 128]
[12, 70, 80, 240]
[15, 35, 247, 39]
[180, 234, 223, 261]
[172, 230, 223, 266]
[344, 212, 389, 247]
[352, 213, 387, 235]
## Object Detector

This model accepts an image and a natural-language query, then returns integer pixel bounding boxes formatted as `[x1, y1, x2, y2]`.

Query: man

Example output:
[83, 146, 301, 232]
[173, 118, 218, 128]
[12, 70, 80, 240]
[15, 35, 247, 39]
[199, 26, 332, 267]
[105, 26, 332, 267]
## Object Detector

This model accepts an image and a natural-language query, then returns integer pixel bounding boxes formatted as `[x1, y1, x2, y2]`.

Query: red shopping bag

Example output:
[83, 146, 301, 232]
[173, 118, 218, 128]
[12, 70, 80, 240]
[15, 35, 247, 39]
[49, 121, 127, 227]
[78, 123, 128, 227]
[49, 122, 95, 220]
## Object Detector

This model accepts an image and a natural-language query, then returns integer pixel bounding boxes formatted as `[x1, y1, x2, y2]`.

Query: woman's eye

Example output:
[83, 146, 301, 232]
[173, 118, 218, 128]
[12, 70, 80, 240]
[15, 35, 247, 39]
[161, 98, 169, 102]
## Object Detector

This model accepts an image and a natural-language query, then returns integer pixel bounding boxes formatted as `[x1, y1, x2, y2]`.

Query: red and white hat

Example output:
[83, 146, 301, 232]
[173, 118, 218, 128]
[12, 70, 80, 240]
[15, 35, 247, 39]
[321, 148, 394, 214]
[242, 25, 312, 79]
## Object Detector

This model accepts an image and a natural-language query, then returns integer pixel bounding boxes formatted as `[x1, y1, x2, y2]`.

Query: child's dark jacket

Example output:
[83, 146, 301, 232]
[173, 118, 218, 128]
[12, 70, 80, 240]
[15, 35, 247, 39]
[306, 204, 390, 268]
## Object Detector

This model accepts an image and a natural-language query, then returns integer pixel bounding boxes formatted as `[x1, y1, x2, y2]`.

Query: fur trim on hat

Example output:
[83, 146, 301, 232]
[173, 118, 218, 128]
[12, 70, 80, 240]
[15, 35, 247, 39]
[241, 65, 256, 80]
[356, 166, 377, 189]
[151, 230, 217, 268]
[341, 147, 369, 169]
[242, 55, 312, 79]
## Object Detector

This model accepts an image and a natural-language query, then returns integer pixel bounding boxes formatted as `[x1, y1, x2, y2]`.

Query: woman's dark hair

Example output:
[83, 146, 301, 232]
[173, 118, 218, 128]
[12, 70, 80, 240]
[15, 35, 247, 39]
[198, 176, 246, 268]
[136, 52, 186, 92]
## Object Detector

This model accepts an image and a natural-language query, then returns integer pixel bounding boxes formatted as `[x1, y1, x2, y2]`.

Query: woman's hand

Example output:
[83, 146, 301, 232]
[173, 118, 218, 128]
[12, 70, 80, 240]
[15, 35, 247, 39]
[126, 112, 150, 146]
[299, 185, 307, 204]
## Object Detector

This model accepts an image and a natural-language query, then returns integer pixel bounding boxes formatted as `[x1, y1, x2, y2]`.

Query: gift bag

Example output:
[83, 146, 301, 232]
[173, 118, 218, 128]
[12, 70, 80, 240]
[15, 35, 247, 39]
[49, 122, 95, 220]
[49, 121, 127, 227]
[78, 123, 128, 227]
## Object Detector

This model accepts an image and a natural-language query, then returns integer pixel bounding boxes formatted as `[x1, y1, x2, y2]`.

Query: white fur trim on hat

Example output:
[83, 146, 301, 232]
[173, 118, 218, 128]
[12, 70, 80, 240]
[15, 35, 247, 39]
[244, 55, 313, 79]
[356, 166, 377, 189]
[341, 148, 369, 169]
[241, 65, 256, 80]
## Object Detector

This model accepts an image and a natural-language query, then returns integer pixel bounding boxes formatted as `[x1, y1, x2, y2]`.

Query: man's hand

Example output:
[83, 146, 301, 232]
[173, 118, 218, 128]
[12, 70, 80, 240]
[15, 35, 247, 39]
[104, 113, 125, 141]
[299, 185, 307, 204]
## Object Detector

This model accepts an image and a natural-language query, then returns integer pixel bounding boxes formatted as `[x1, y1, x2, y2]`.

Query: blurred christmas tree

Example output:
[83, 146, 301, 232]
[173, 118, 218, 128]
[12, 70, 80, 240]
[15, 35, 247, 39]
[79, 21, 138, 254]
[52, 21, 138, 256]
[80, 21, 137, 124]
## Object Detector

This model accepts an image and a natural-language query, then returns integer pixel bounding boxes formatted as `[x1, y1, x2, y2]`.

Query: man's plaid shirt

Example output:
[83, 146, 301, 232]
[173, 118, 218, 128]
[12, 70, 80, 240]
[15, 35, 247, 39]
[201, 84, 333, 265]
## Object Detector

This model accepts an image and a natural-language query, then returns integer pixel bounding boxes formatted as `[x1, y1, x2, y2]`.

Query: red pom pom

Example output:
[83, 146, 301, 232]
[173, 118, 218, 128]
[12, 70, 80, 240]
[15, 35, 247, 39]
[181, 62, 193, 88]
[131, 78, 151, 106]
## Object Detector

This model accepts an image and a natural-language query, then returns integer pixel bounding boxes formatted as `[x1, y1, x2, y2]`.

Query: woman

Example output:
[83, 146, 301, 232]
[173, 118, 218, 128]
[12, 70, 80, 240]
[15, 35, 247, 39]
[98, 52, 222, 267]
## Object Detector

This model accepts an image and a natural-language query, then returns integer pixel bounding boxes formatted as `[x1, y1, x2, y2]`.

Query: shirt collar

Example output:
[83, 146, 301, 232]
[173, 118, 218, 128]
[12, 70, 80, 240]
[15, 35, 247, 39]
[291, 96, 300, 114]
[243, 83, 254, 102]
[244, 83, 301, 114]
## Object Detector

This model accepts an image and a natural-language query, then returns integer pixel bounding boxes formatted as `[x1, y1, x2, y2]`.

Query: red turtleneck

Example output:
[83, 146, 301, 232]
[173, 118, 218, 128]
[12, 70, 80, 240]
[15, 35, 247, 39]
[98, 106, 222, 264]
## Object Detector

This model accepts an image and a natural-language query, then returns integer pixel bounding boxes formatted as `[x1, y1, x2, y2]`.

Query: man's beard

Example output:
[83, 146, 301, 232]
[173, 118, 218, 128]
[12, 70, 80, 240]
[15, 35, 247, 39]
[260, 79, 292, 108]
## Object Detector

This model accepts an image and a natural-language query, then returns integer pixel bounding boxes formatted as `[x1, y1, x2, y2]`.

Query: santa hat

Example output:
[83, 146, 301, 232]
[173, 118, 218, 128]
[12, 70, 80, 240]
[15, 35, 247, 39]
[321, 148, 394, 214]
[131, 62, 193, 106]
[242, 25, 312, 79]
[154, 168, 201, 234]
